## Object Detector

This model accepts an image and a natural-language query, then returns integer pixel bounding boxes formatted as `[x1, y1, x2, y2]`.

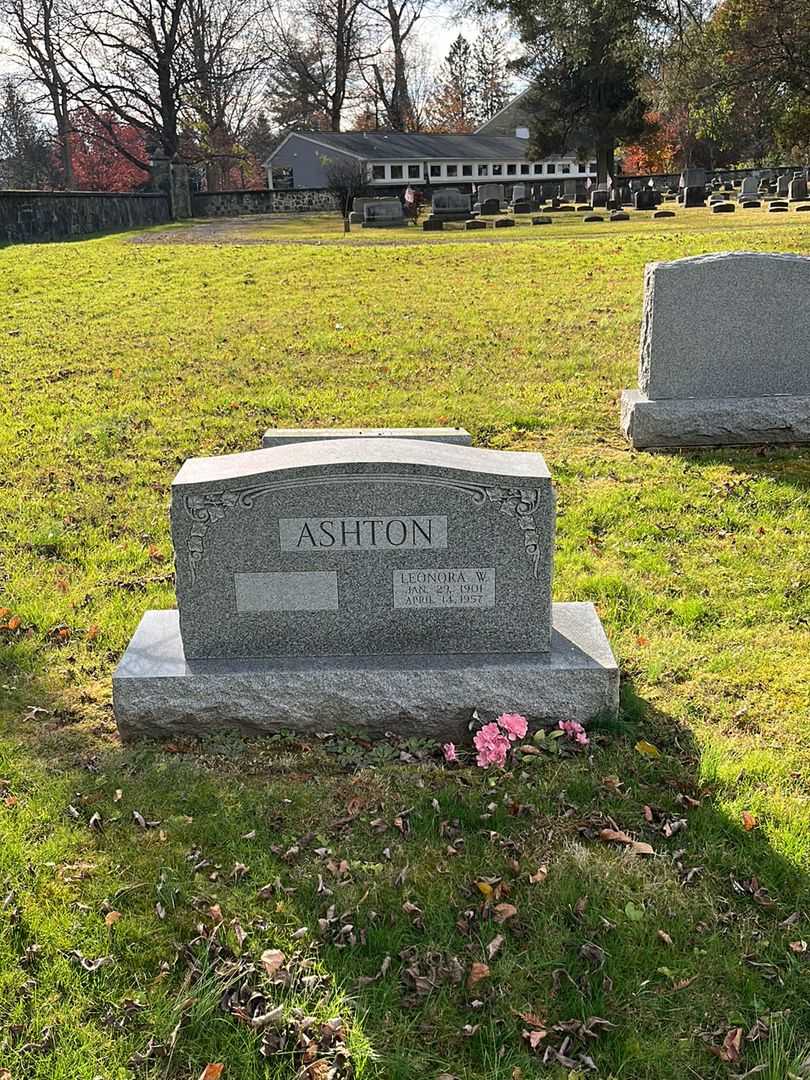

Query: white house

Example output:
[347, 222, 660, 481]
[264, 129, 597, 191]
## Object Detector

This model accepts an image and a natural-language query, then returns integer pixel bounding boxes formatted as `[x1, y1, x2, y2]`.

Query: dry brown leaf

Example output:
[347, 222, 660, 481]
[710, 1027, 743, 1063]
[529, 865, 548, 884]
[260, 948, 285, 977]
[467, 961, 490, 988]
[487, 934, 505, 960]
[788, 940, 807, 954]
[742, 811, 757, 831]
[493, 903, 518, 924]
[198, 1066, 224, 1080]
[0, 1069, 11, 1080]
[104, 910, 122, 928]
[657, 929, 673, 947]
[598, 828, 654, 856]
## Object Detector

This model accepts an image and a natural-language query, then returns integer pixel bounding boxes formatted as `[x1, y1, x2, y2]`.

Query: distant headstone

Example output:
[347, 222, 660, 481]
[712, 202, 735, 213]
[431, 188, 471, 219]
[634, 189, 657, 211]
[591, 189, 608, 209]
[789, 178, 807, 201]
[465, 218, 487, 229]
[776, 175, 790, 197]
[513, 200, 532, 214]
[583, 214, 604, 222]
[363, 200, 406, 227]
[680, 168, 706, 189]
[621, 252, 810, 448]
[423, 218, 444, 230]
[653, 210, 675, 218]
[681, 187, 705, 207]
[739, 176, 758, 199]
[494, 217, 515, 227]
[740, 199, 761, 209]
[480, 198, 500, 216]
[532, 215, 552, 225]
[477, 183, 505, 205]
[609, 211, 630, 221]
[114, 438, 618, 739]
[768, 204, 789, 213]
[511, 183, 528, 202]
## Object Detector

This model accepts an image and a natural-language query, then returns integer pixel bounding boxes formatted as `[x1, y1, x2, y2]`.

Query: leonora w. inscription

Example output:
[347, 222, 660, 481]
[279, 516, 447, 551]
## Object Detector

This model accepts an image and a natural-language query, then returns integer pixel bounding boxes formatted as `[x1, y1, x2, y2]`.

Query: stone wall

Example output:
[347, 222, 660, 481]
[0, 190, 171, 244]
[191, 187, 340, 217]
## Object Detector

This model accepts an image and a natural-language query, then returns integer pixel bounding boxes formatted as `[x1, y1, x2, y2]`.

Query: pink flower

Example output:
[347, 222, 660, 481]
[442, 742, 458, 763]
[473, 722, 511, 768]
[497, 713, 528, 742]
[559, 720, 589, 747]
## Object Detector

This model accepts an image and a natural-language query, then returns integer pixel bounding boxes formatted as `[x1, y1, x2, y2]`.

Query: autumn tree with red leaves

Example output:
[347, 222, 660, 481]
[66, 110, 150, 190]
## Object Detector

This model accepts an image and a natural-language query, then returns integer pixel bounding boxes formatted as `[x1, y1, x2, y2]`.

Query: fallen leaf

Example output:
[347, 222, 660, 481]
[788, 940, 807, 954]
[261, 948, 285, 977]
[467, 961, 490, 988]
[487, 934, 504, 960]
[104, 910, 122, 927]
[475, 881, 494, 899]
[598, 828, 654, 856]
[493, 903, 518, 924]
[635, 739, 661, 758]
[710, 1027, 743, 1063]
[657, 929, 673, 947]
[198, 1066, 224, 1080]
[742, 811, 757, 831]
[113, 789, 123, 803]
[529, 865, 548, 884]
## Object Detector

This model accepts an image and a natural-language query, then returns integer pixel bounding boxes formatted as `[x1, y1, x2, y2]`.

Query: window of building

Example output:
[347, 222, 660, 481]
[462, 164, 473, 176]
[578, 162, 586, 173]
[492, 163, 503, 175]
[561, 163, 570, 174]
[533, 162, 543, 174]
[372, 165, 385, 180]
[589, 161, 597, 173]
[390, 164, 403, 179]
[408, 164, 421, 179]
[446, 164, 458, 176]
[547, 163, 556, 174]
[430, 164, 441, 177]
[520, 163, 531, 175]
[478, 164, 488, 176]
[507, 163, 517, 175]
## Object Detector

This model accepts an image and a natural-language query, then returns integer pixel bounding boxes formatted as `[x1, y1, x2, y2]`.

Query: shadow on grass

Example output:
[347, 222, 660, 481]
[1, 672, 809, 1079]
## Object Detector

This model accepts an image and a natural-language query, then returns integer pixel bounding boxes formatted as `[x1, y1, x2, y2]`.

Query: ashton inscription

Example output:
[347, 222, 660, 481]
[280, 515, 447, 551]
[393, 567, 496, 609]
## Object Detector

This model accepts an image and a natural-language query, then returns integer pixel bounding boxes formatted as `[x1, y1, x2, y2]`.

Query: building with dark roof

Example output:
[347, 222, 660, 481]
[264, 122, 597, 192]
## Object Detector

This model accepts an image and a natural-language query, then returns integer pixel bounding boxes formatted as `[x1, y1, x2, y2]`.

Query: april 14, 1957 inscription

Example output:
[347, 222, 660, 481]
[279, 516, 447, 551]
[393, 568, 496, 608]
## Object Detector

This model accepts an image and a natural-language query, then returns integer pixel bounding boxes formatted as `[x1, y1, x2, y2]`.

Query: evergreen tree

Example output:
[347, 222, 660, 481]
[497, 0, 658, 181]
[0, 80, 53, 188]
[427, 34, 474, 131]
[471, 17, 511, 126]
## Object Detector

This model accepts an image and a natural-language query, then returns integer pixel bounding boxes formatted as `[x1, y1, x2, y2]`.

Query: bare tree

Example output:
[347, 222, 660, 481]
[361, 0, 426, 129]
[1, 0, 74, 185]
[322, 153, 367, 229]
[184, 0, 271, 188]
[268, 0, 371, 131]
[62, 0, 189, 166]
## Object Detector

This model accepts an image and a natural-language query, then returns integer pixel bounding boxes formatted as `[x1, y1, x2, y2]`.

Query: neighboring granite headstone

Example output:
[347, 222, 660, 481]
[776, 175, 790, 197]
[789, 177, 807, 201]
[480, 198, 500, 216]
[739, 176, 757, 200]
[114, 437, 619, 739]
[621, 252, 810, 448]
[429, 188, 471, 221]
[478, 184, 505, 206]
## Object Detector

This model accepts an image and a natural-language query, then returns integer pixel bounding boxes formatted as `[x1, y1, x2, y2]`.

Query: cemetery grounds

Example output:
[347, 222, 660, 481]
[1, 209, 809, 1080]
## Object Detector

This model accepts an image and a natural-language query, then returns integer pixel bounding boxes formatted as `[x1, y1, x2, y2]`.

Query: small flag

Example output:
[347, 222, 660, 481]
[647, 177, 654, 187]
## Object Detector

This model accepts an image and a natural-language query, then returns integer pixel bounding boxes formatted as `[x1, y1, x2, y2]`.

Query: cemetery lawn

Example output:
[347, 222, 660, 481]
[1, 218, 810, 1080]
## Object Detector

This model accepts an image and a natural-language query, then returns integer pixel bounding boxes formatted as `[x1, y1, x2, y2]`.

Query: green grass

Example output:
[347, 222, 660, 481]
[1, 211, 810, 1079]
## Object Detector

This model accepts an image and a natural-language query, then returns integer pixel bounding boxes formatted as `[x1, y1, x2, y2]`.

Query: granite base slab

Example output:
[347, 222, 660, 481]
[621, 388, 810, 448]
[261, 427, 472, 448]
[113, 603, 619, 742]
